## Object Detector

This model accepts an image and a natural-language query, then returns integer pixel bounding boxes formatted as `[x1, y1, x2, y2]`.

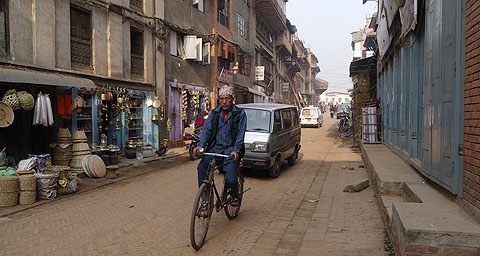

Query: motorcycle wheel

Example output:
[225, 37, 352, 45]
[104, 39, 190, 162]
[189, 145, 199, 160]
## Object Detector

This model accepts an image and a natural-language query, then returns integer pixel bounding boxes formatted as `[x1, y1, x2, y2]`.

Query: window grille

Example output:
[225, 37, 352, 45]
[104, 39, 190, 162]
[130, 0, 143, 12]
[70, 7, 91, 69]
[131, 27, 144, 78]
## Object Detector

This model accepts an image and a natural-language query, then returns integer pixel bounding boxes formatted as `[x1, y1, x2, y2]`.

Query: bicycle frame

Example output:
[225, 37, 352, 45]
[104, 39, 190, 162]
[203, 155, 234, 213]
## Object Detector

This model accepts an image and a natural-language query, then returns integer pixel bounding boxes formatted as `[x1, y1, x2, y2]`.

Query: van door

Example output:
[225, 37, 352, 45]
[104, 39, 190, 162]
[271, 110, 283, 158]
[280, 109, 294, 160]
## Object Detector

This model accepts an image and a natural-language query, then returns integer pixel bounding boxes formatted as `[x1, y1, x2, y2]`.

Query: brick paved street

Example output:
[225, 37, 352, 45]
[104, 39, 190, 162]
[0, 116, 386, 256]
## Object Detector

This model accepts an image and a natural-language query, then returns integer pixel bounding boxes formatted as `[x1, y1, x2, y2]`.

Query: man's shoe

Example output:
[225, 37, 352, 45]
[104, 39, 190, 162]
[198, 202, 209, 217]
[231, 197, 240, 207]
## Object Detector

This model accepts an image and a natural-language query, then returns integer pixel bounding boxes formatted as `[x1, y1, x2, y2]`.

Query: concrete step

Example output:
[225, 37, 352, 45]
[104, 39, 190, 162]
[392, 202, 480, 255]
[362, 143, 480, 256]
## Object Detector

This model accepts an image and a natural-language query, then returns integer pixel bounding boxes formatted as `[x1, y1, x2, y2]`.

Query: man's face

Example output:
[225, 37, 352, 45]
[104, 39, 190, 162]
[219, 95, 233, 111]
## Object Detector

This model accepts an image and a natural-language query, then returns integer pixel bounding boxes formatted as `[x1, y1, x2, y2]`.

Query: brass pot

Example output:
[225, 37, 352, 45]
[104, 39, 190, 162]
[117, 96, 125, 104]
[151, 114, 158, 121]
[100, 92, 106, 101]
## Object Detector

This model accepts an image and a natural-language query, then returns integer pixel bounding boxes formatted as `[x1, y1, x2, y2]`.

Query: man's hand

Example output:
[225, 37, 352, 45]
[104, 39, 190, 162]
[230, 152, 239, 162]
[193, 147, 202, 156]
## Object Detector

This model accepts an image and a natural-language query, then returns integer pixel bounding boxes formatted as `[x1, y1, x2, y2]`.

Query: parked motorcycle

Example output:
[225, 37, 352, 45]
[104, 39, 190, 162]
[184, 131, 201, 160]
[338, 115, 350, 132]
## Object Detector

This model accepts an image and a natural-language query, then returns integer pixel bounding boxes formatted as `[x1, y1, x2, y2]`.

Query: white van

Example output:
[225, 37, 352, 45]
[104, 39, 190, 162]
[300, 107, 323, 128]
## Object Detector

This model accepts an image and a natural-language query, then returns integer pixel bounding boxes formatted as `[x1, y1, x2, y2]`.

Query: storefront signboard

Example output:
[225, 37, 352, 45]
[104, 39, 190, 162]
[255, 66, 265, 81]
[218, 68, 233, 83]
[282, 83, 289, 92]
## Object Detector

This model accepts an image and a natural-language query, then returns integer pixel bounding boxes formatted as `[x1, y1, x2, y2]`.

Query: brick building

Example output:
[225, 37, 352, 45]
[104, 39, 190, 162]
[464, 0, 480, 223]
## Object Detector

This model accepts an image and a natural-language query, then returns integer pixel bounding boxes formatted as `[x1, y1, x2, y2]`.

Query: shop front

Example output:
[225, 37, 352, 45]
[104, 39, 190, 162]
[168, 81, 209, 147]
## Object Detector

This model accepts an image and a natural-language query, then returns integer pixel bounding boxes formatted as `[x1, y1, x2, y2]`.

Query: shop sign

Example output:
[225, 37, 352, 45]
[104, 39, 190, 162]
[255, 66, 265, 81]
[218, 68, 233, 83]
[282, 83, 290, 92]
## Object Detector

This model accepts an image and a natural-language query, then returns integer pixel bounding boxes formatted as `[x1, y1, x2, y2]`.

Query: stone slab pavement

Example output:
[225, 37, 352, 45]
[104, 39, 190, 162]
[0, 116, 387, 255]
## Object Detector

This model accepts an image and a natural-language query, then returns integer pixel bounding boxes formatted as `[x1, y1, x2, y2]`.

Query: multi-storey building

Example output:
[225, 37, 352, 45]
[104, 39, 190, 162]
[0, 0, 164, 160]
[165, 0, 212, 147]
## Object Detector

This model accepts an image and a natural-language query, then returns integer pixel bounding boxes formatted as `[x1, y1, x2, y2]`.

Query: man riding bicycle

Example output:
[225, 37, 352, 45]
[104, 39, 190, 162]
[194, 85, 247, 207]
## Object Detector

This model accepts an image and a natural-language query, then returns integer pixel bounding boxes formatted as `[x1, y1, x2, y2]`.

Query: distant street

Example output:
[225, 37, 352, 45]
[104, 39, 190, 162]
[0, 116, 386, 256]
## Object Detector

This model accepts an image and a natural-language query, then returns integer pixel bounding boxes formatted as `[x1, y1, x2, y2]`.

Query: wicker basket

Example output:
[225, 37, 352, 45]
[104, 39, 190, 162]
[4, 89, 16, 96]
[57, 128, 72, 138]
[2, 93, 20, 111]
[19, 174, 36, 191]
[0, 176, 19, 192]
[73, 130, 88, 141]
[0, 192, 18, 207]
[19, 191, 36, 205]
[17, 93, 34, 111]
[0, 176, 19, 207]
[46, 165, 70, 180]
[73, 142, 90, 152]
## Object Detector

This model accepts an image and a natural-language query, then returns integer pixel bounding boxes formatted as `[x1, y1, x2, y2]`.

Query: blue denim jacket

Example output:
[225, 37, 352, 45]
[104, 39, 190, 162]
[198, 105, 247, 155]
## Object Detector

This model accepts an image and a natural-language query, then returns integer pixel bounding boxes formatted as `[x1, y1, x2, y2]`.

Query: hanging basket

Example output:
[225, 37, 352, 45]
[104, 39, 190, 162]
[17, 92, 35, 111]
[2, 93, 20, 111]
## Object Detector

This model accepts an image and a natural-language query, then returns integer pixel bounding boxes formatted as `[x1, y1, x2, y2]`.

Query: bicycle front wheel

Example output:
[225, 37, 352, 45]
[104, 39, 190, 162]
[223, 170, 245, 220]
[190, 183, 213, 250]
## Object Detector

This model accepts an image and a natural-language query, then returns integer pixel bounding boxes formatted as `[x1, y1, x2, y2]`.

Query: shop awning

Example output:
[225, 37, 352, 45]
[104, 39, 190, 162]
[0, 68, 96, 88]
[248, 87, 266, 97]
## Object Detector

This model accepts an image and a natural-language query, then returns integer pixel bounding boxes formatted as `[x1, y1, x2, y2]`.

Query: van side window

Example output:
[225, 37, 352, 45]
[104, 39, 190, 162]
[281, 110, 292, 129]
[273, 111, 282, 132]
[292, 109, 299, 126]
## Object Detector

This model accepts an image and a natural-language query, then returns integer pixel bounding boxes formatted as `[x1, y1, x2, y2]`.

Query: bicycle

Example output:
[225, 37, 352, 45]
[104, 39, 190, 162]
[189, 149, 249, 251]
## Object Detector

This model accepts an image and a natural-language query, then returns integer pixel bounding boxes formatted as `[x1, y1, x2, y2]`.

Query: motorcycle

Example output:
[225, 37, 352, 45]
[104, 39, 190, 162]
[338, 115, 350, 132]
[184, 130, 201, 160]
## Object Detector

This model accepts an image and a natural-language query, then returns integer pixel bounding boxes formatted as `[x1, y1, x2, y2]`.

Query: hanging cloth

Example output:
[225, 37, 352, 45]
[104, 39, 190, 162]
[33, 92, 43, 125]
[57, 95, 72, 120]
[44, 93, 54, 126]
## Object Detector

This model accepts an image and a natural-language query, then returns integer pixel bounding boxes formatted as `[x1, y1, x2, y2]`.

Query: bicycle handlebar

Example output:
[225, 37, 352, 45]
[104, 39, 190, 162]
[197, 148, 233, 159]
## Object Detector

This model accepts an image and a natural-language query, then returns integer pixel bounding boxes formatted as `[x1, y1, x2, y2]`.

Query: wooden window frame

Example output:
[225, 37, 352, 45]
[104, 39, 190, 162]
[218, 0, 229, 28]
[70, 5, 92, 70]
[0, 0, 9, 59]
[237, 13, 247, 40]
[130, 25, 144, 79]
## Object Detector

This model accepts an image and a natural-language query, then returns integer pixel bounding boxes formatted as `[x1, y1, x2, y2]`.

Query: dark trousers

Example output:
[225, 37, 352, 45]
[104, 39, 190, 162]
[197, 155, 239, 197]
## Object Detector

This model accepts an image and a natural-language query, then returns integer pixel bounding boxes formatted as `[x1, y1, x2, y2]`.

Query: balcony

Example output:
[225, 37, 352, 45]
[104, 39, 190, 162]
[275, 32, 293, 58]
[255, 0, 286, 32]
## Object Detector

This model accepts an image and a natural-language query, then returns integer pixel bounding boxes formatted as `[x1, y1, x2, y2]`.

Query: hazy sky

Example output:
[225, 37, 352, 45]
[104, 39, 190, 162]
[287, 0, 377, 93]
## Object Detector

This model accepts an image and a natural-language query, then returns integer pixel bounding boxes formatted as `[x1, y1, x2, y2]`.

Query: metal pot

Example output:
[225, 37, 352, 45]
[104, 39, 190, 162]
[151, 114, 158, 121]
[117, 96, 125, 104]
[146, 97, 153, 107]
[153, 97, 161, 108]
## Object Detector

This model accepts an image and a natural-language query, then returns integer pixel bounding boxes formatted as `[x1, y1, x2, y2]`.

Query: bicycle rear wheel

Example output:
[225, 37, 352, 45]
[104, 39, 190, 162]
[190, 183, 213, 250]
[223, 170, 244, 220]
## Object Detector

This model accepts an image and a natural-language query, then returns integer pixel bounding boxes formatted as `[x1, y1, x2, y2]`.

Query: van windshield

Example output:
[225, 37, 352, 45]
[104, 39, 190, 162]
[301, 108, 317, 116]
[244, 109, 271, 132]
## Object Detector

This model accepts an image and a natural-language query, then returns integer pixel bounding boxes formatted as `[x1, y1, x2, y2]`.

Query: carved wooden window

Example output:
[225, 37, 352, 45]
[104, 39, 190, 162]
[130, 0, 143, 12]
[0, 0, 7, 58]
[238, 54, 251, 77]
[237, 13, 247, 40]
[130, 27, 144, 79]
[70, 6, 91, 69]
[218, 0, 228, 28]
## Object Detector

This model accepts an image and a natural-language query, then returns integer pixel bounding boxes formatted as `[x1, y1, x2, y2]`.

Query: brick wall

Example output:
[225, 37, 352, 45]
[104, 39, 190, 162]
[353, 72, 371, 144]
[464, 0, 480, 222]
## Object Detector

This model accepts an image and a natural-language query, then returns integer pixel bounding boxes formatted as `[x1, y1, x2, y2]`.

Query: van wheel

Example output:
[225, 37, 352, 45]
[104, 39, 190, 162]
[287, 148, 298, 166]
[268, 156, 281, 178]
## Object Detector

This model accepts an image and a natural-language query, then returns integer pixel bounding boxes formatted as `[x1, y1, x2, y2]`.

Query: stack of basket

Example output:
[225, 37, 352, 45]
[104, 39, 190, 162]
[70, 130, 91, 173]
[52, 128, 73, 166]
[0, 176, 19, 207]
[19, 174, 36, 205]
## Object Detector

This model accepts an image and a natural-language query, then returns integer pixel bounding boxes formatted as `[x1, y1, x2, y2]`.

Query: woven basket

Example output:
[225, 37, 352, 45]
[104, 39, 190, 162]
[73, 142, 90, 152]
[19, 174, 36, 191]
[73, 130, 88, 140]
[54, 159, 71, 166]
[19, 191, 36, 205]
[18, 93, 34, 111]
[70, 155, 85, 169]
[2, 93, 20, 111]
[0, 192, 18, 207]
[0, 176, 19, 192]
[57, 128, 72, 138]
[4, 89, 16, 96]
[72, 150, 90, 156]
